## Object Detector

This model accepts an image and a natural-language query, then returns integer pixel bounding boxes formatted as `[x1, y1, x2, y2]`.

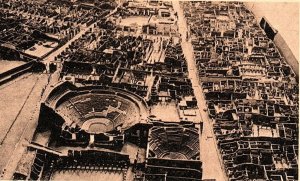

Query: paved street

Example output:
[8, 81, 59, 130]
[172, 1, 227, 181]
[43, 3, 121, 66]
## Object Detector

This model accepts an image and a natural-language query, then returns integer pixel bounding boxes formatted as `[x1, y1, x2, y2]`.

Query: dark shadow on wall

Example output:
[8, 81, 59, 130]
[259, 17, 299, 80]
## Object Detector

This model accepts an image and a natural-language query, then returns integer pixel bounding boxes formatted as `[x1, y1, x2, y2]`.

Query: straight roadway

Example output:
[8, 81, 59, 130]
[172, 1, 227, 181]
[43, 3, 121, 66]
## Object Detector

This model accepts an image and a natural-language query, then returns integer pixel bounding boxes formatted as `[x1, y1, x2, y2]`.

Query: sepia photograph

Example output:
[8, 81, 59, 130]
[0, 0, 298, 180]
